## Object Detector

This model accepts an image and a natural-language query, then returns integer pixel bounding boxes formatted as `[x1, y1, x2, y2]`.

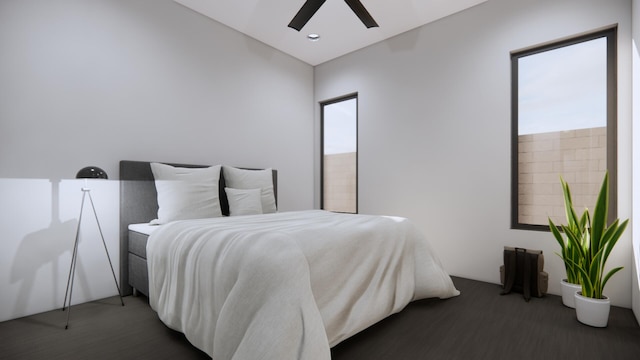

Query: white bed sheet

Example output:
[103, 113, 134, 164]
[147, 210, 459, 359]
[128, 223, 161, 236]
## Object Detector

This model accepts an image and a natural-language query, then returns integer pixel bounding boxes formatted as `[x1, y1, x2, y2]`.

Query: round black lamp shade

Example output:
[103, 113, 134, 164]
[76, 166, 108, 179]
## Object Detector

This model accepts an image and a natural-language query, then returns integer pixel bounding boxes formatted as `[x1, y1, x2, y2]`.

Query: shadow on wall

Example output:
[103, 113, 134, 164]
[1, 176, 120, 322]
[8, 179, 89, 319]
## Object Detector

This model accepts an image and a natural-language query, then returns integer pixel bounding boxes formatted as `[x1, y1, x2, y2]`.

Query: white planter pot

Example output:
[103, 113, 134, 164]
[560, 279, 581, 308]
[574, 291, 610, 327]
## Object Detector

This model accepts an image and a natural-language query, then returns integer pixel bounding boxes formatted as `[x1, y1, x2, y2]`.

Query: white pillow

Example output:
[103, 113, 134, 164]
[150, 163, 222, 224]
[222, 166, 277, 213]
[224, 188, 263, 216]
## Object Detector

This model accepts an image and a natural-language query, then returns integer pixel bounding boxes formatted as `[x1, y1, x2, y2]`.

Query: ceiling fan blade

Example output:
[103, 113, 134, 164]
[344, 0, 379, 28]
[288, 0, 327, 31]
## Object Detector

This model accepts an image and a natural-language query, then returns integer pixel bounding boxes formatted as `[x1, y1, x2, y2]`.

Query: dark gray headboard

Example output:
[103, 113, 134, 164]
[119, 160, 277, 295]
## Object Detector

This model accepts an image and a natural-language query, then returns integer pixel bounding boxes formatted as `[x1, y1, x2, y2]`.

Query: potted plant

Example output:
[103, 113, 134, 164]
[556, 172, 628, 327]
[548, 177, 587, 308]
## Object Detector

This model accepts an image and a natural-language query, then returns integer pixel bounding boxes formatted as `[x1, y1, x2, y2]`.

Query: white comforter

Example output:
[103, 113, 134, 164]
[147, 210, 459, 359]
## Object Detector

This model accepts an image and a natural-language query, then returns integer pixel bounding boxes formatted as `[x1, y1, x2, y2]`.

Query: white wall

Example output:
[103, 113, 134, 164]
[315, 0, 634, 307]
[632, 0, 640, 325]
[0, 0, 314, 322]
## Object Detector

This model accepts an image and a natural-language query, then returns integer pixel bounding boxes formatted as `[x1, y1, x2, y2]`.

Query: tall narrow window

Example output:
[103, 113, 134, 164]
[511, 27, 617, 230]
[321, 94, 358, 213]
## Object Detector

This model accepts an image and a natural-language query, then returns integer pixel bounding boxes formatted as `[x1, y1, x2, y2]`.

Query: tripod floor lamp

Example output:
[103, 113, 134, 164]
[63, 166, 124, 329]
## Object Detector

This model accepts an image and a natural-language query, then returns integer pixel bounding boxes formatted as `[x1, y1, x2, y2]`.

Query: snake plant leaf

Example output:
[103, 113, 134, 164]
[566, 256, 594, 296]
[601, 219, 628, 264]
[601, 266, 624, 295]
[549, 218, 566, 250]
[550, 218, 582, 284]
[590, 172, 609, 258]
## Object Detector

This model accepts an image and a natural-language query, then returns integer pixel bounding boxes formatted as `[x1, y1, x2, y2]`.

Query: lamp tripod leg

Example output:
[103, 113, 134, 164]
[62, 225, 80, 311]
[87, 191, 124, 306]
[63, 191, 86, 329]
[64, 252, 78, 330]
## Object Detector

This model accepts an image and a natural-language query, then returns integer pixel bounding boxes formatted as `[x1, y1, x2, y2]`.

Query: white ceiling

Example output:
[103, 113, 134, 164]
[173, 0, 488, 66]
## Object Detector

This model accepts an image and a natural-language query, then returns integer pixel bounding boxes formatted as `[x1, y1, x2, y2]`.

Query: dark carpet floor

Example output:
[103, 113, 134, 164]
[1, 277, 638, 360]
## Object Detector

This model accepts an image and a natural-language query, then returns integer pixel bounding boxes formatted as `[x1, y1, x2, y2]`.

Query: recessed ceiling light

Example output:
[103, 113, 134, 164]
[307, 33, 320, 42]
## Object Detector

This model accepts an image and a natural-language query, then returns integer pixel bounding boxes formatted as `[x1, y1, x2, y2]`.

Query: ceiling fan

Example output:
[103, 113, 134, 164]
[288, 0, 379, 31]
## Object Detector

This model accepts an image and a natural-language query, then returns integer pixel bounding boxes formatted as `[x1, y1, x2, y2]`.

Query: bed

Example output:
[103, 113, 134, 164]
[119, 160, 459, 359]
